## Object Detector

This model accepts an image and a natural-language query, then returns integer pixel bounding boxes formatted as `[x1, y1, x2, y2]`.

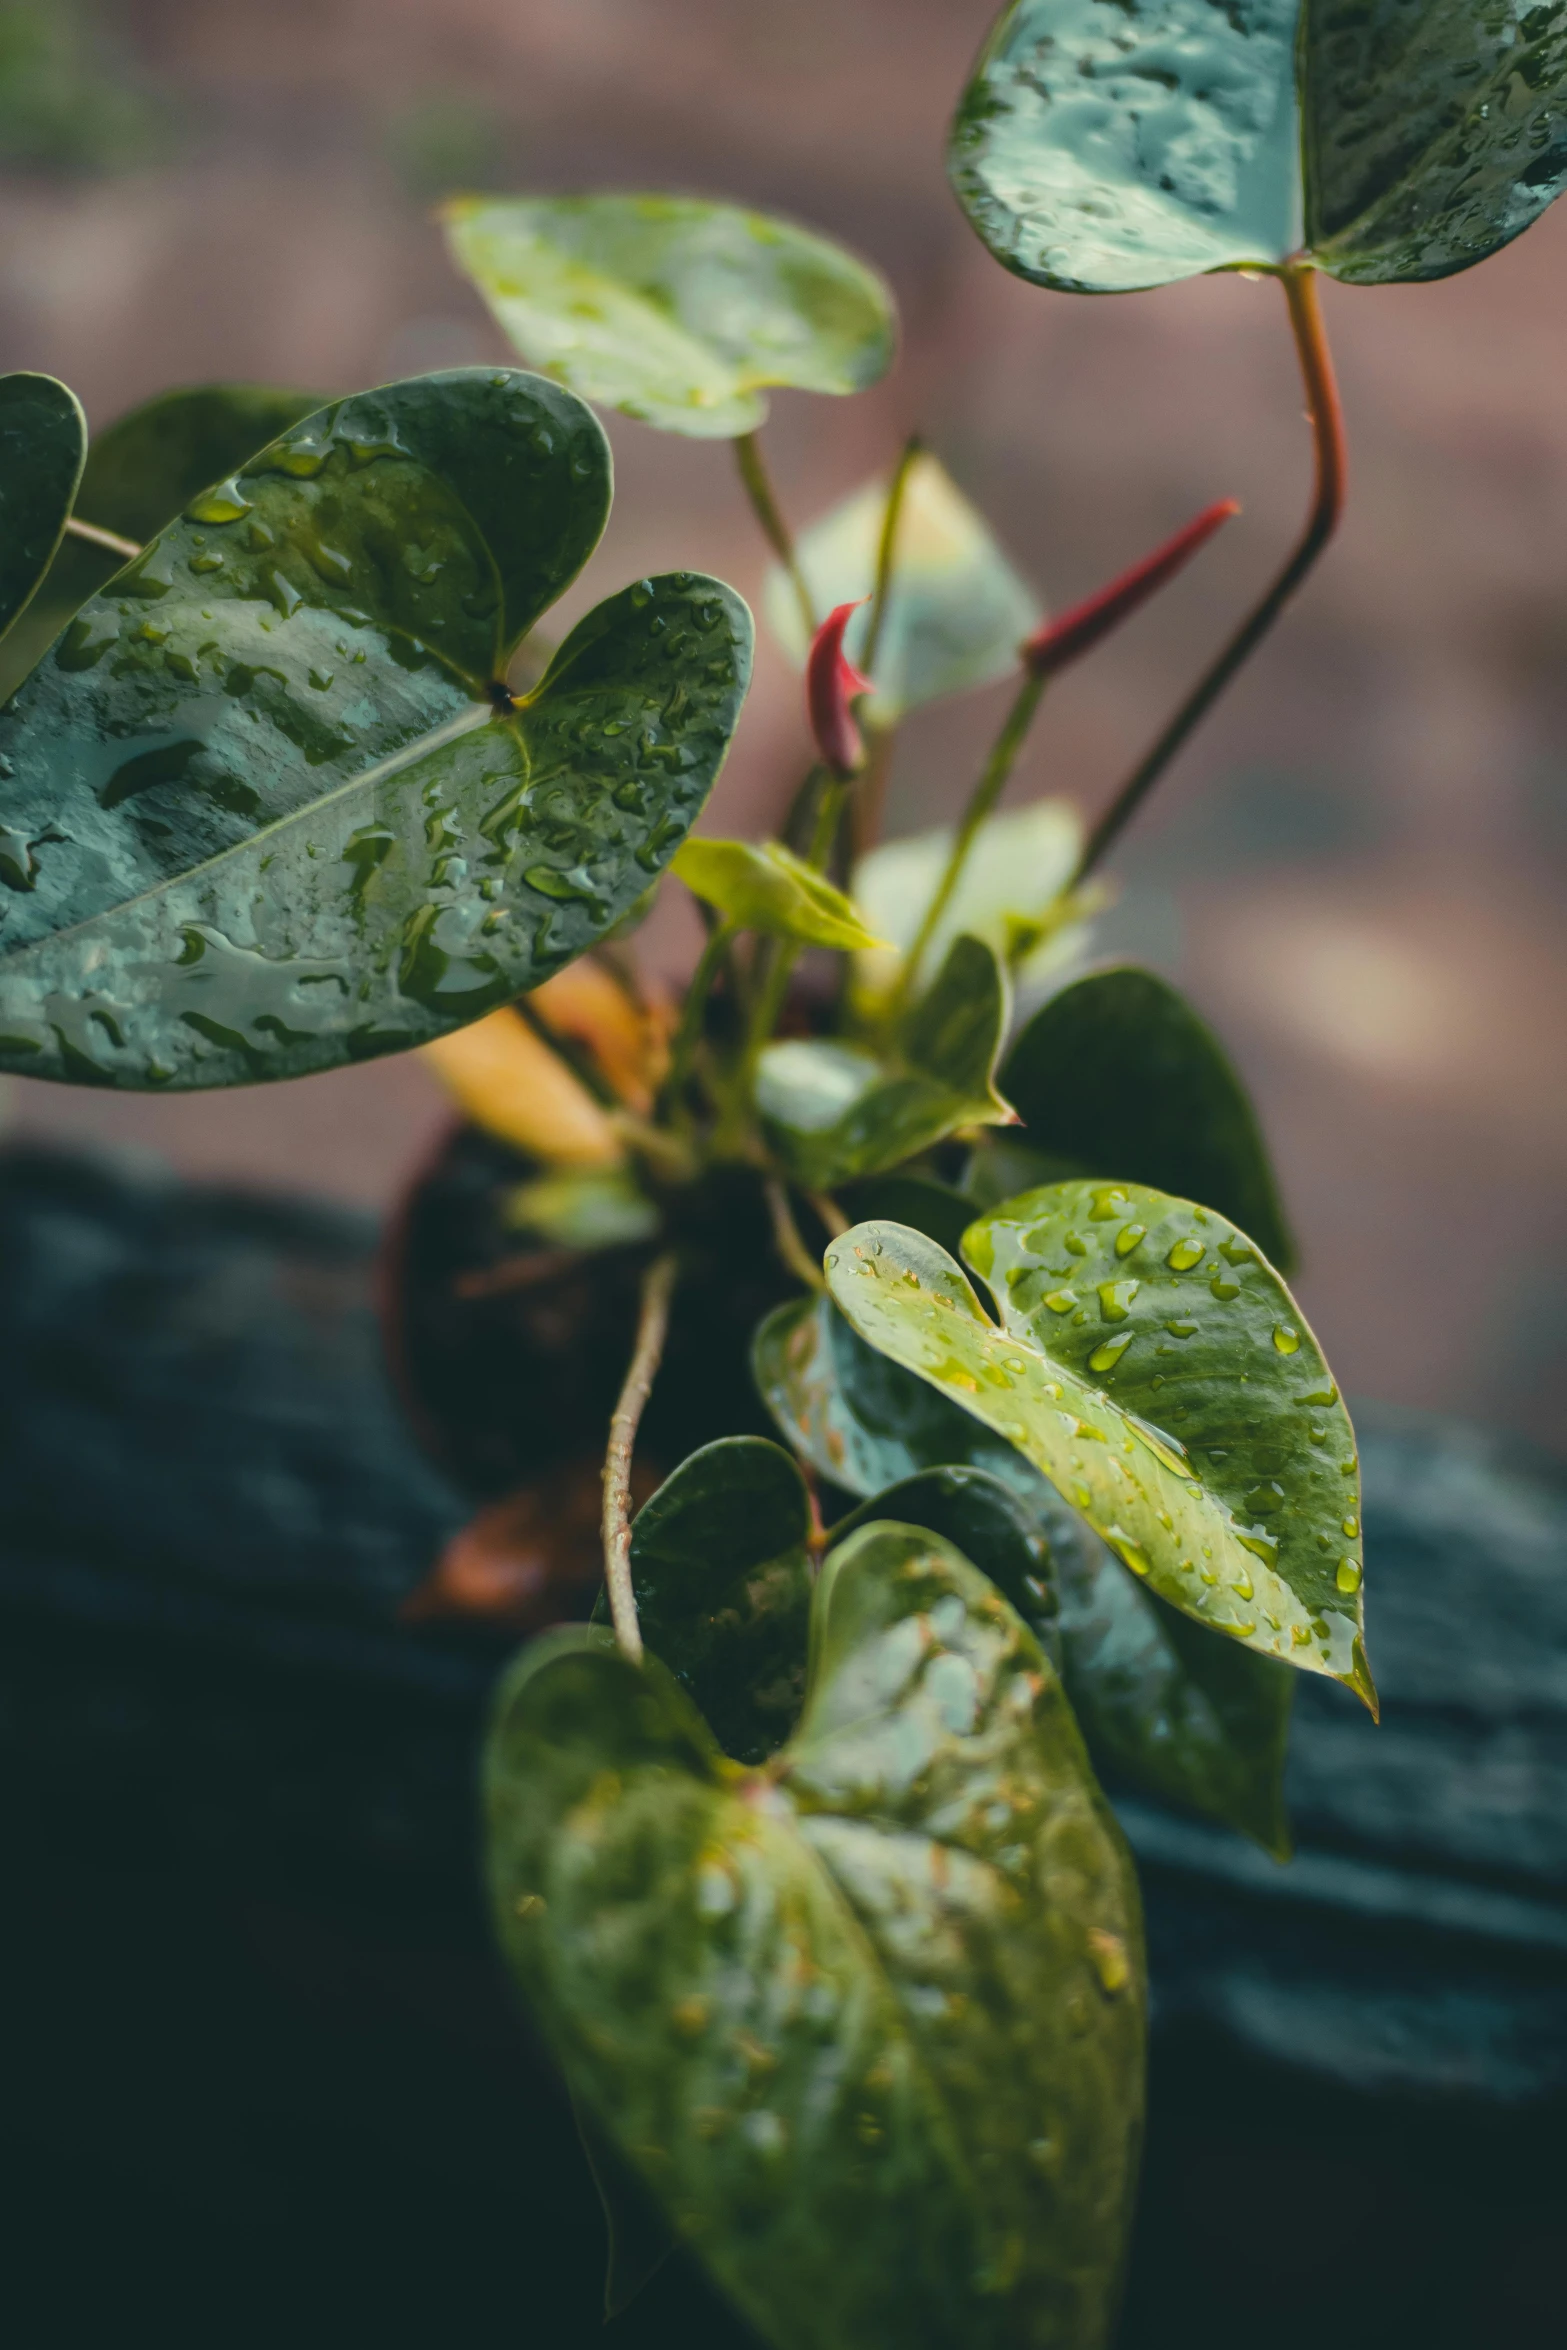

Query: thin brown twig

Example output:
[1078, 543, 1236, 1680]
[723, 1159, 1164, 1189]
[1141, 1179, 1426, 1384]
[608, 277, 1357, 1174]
[1075, 262, 1347, 884]
[805, 1189, 849, 1238]
[63, 516, 141, 562]
[601, 1251, 680, 1664]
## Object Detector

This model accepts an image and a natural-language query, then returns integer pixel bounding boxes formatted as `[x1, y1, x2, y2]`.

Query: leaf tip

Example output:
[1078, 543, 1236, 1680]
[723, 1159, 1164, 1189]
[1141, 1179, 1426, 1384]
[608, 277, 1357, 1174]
[1348, 1637, 1380, 1722]
[807, 598, 873, 776]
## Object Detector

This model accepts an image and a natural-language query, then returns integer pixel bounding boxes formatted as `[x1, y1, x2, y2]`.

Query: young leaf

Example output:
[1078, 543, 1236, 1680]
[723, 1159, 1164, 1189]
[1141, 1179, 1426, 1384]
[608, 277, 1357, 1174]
[0, 373, 85, 646]
[672, 836, 887, 951]
[850, 800, 1087, 1017]
[0, 370, 754, 1089]
[825, 1199, 1374, 1707]
[0, 382, 323, 701]
[951, 0, 1567, 294]
[764, 451, 1041, 722]
[446, 194, 896, 438]
[623, 1436, 815, 1765]
[753, 1289, 1296, 1847]
[487, 1526, 1144, 2350]
[997, 964, 1296, 1273]
[756, 933, 1015, 1188]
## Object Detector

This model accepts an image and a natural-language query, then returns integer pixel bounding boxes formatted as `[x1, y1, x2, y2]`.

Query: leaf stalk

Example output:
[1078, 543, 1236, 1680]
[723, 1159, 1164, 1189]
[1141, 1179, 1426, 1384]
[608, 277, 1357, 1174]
[601, 1250, 680, 1664]
[734, 431, 814, 639]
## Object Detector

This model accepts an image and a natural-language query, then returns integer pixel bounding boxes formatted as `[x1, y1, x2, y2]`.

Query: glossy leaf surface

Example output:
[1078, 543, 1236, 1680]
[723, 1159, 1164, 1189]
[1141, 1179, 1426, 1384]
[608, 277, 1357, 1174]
[447, 194, 895, 438]
[826, 1198, 1372, 1703]
[626, 1436, 814, 1764]
[673, 835, 886, 950]
[764, 452, 1040, 722]
[0, 382, 322, 702]
[0, 373, 85, 650]
[835, 1463, 1060, 1664]
[1001, 965, 1295, 1273]
[757, 934, 1014, 1187]
[950, 0, 1567, 293]
[0, 370, 754, 1089]
[753, 1289, 1296, 1846]
[487, 1525, 1144, 2350]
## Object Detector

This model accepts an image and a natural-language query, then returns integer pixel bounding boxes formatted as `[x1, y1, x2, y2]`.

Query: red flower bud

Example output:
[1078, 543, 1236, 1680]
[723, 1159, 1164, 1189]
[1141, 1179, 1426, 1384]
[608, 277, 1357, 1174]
[1021, 498, 1240, 681]
[807, 600, 874, 777]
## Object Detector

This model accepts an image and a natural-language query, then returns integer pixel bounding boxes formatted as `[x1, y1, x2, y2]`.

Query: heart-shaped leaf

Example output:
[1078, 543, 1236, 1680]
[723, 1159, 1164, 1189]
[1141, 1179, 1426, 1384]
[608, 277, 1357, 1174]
[446, 194, 896, 438]
[673, 835, 887, 951]
[850, 801, 1088, 1020]
[826, 1199, 1373, 1707]
[764, 452, 1040, 722]
[997, 964, 1295, 1273]
[951, 0, 1567, 293]
[0, 373, 85, 648]
[487, 1523, 1143, 2350]
[757, 933, 1015, 1188]
[0, 382, 323, 703]
[0, 369, 754, 1089]
[753, 1287, 1293, 1845]
[835, 1463, 1061, 1665]
[623, 1435, 815, 1764]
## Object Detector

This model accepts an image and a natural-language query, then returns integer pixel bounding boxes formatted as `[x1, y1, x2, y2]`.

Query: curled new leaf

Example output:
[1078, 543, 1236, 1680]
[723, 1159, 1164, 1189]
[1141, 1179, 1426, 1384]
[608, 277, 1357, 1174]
[0, 370, 753, 1089]
[446, 193, 896, 437]
[0, 374, 86, 654]
[765, 451, 1041, 723]
[806, 600, 872, 777]
[825, 1200, 1373, 1708]
[487, 1524, 1143, 2350]
[673, 835, 887, 951]
[756, 934, 1015, 1188]
[951, 0, 1567, 294]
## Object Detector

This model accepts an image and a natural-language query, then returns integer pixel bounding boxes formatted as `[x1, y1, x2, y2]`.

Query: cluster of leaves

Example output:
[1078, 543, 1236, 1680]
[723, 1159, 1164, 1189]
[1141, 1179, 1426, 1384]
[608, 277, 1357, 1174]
[2, 9, 1563, 2345]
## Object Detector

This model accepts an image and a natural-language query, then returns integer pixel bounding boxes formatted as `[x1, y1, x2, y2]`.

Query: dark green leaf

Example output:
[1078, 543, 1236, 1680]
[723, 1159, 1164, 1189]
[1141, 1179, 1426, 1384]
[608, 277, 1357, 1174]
[826, 1200, 1374, 1708]
[570, 2085, 676, 2318]
[764, 452, 1040, 721]
[753, 1289, 1293, 1846]
[0, 382, 322, 702]
[835, 1463, 1060, 1665]
[999, 964, 1295, 1274]
[0, 373, 85, 648]
[487, 1525, 1143, 2350]
[0, 370, 754, 1089]
[446, 194, 896, 438]
[950, 0, 1567, 293]
[757, 934, 1015, 1188]
[626, 1436, 814, 1765]
[673, 834, 886, 950]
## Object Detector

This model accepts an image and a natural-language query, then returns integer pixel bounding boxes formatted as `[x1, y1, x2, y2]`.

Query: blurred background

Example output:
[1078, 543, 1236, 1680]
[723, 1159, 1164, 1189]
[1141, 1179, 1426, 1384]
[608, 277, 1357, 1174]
[2, 0, 1565, 1450]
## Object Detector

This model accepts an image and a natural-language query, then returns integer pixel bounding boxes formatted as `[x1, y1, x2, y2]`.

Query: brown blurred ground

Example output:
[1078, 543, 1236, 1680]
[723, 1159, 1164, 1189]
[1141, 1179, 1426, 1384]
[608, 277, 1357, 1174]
[2, 0, 1566, 1451]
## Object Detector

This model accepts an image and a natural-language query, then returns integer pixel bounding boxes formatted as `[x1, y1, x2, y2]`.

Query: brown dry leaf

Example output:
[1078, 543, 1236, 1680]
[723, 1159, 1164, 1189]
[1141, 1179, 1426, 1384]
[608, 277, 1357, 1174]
[402, 1456, 660, 1631]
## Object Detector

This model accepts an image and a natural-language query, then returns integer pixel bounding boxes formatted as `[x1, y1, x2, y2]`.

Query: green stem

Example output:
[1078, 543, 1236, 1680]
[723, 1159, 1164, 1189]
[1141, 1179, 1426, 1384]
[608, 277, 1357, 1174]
[765, 1178, 827, 1292]
[1075, 262, 1347, 884]
[735, 431, 814, 640]
[660, 917, 736, 1115]
[859, 433, 921, 681]
[891, 667, 1048, 1019]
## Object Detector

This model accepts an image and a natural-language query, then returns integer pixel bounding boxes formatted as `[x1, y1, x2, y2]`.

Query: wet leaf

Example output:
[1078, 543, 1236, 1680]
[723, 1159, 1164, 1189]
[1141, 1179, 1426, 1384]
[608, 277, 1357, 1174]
[826, 1201, 1373, 1707]
[836, 1463, 1060, 1665]
[950, 0, 1567, 293]
[850, 801, 1087, 1019]
[753, 1288, 1295, 1846]
[0, 373, 85, 651]
[613, 1436, 815, 1765]
[673, 835, 887, 950]
[0, 382, 322, 701]
[570, 2086, 677, 2318]
[487, 1523, 1143, 2350]
[836, 1172, 980, 1261]
[0, 369, 753, 1089]
[446, 193, 895, 438]
[757, 934, 1014, 1188]
[764, 451, 1040, 721]
[998, 964, 1295, 1274]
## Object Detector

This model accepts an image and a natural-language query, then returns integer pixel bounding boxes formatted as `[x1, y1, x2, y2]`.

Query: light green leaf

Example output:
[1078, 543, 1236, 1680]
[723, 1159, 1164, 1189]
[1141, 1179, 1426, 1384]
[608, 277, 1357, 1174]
[0, 373, 85, 657]
[950, 0, 1567, 293]
[825, 1195, 1373, 1706]
[851, 800, 1087, 1017]
[673, 834, 887, 951]
[752, 1288, 1297, 1848]
[764, 451, 1040, 722]
[0, 382, 323, 704]
[995, 964, 1296, 1274]
[757, 933, 1015, 1188]
[446, 193, 896, 438]
[835, 1462, 1061, 1665]
[503, 1165, 661, 1249]
[487, 1526, 1143, 2350]
[0, 369, 754, 1089]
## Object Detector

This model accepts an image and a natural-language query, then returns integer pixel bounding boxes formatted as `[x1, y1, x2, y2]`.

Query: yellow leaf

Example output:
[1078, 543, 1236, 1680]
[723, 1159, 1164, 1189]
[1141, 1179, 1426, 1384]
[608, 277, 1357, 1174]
[421, 1006, 623, 1168]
